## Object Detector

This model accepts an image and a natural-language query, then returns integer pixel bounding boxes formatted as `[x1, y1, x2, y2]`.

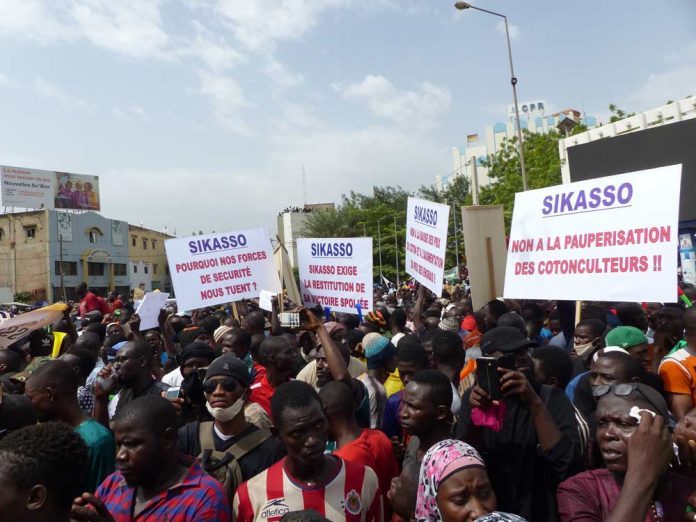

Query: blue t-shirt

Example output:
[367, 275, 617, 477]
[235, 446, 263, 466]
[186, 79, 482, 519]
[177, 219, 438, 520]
[75, 418, 116, 493]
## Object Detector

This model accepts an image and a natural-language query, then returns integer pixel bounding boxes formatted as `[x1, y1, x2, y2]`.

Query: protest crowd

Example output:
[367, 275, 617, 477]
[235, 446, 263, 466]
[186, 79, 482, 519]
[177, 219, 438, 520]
[0, 275, 696, 522]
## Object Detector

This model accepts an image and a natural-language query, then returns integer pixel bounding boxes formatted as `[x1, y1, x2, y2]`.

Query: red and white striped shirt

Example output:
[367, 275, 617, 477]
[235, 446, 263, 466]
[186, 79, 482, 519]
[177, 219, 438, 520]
[233, 456, 382, 522]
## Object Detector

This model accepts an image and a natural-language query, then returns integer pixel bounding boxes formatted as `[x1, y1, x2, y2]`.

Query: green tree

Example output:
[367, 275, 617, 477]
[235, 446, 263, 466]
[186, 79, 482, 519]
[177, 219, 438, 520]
[608, 104, 636, 123]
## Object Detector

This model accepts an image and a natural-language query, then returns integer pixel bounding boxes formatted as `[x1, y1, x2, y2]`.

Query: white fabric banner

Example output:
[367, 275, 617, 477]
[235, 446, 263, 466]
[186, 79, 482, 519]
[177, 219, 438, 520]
[504, 165, 682, 302]
[165, 228, 280, 311]
[297, 237, 373, 314]
[405, 197, 450, 297]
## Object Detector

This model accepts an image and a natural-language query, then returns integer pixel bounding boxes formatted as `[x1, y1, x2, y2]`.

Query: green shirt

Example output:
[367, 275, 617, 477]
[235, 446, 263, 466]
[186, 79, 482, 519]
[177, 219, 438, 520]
[75, 418, 115, 493]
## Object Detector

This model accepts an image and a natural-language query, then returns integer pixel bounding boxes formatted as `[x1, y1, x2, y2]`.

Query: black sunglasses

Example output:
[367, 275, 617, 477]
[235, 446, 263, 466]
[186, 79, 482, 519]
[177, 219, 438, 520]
[592, 383, 662, 415]
[202, 377, 240, 394]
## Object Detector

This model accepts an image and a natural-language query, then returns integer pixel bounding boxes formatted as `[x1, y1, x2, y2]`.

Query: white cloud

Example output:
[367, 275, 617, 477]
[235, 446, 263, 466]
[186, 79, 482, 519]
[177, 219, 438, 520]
[627, 40, 696, 111]
[195, 69, 252, 134]
[264, 58, 303, 89]
[184, 20, 246, 72]
[34, 77, 98, 113]
[337, 75, 451, 130]
[0, 0, 69, 43]
[112, 106, 149, 122]
[496, 19, 519, 40]
[70, 0, 171, 60]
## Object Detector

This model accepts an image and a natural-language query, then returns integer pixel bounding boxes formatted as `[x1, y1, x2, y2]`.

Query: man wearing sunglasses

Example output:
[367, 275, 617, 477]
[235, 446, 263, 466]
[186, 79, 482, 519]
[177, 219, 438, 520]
[558, 383, 696, 521]
[177, 354, 285, 487]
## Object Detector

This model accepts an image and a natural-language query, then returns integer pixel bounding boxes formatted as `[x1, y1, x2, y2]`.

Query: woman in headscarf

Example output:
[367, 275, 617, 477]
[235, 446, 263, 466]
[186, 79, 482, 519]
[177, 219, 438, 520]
[416, 439, 525, 522]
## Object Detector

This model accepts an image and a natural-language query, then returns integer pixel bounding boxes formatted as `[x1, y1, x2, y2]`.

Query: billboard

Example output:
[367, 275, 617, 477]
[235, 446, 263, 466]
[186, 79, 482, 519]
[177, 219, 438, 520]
[1, 165, 100, 210]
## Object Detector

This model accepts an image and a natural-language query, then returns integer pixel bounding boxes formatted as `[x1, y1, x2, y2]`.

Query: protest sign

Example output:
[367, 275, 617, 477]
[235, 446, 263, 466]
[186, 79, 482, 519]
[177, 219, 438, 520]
[165, 228, 280, 312]
[259, 290, 275, 312]
[405, 197, 450, 296]
[0, 303, 68, 348]
[504, 164, 682, 303]
[297, 237, 373, 314]
[135, 291, 170, 330]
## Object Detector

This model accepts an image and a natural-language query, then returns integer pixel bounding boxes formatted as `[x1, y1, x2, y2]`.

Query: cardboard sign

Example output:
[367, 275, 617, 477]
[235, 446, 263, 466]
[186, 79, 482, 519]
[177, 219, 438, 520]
[298, 237, 373, 314]
[165, 228, 281, 311]
[0, 303, 68, 348]
[504, 165, 682, 302]
[135, 291, 170, 330]
[405, 197, 450, 296]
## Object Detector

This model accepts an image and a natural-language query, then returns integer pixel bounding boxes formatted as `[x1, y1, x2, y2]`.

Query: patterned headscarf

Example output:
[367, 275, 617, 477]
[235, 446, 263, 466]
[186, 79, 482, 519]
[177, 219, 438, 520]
[416, 439, 486, 522]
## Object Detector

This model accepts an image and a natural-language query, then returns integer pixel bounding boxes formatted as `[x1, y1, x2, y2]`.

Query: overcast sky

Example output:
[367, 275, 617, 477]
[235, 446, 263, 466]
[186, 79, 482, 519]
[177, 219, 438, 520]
[0, 0, 694, 237]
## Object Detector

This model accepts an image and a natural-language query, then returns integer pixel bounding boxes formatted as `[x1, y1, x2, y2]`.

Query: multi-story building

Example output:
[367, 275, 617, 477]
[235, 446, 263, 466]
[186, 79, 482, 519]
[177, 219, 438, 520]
[127, 225, 172, 292]
[438, 102, 600, 190]
[277, 203, 335, 267]
[0, 210, 131, 302]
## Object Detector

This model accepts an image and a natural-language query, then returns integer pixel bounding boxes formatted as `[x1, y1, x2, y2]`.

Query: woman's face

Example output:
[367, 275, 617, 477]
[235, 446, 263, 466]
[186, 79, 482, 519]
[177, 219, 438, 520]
[436, 467, 496, 522]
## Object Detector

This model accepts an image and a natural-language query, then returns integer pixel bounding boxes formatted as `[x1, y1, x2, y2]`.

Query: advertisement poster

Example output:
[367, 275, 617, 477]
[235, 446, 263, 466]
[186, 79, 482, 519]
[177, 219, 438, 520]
[1, 165, 100, 210]
[165, 228, 280, 311]
[297, 237, 373, 314]
[504, 165, 681, 302]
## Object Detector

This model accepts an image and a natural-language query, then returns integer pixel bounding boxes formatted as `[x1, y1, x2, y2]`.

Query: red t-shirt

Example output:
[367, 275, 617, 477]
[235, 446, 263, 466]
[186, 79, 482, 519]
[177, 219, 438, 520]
[335, 429, 399, 520]
[79, 292, 111, 316]
[248, 374, 288, 416]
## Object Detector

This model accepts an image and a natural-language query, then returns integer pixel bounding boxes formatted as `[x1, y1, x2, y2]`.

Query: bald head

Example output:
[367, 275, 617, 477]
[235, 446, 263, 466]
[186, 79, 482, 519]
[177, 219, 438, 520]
[319, 380, 354, 417]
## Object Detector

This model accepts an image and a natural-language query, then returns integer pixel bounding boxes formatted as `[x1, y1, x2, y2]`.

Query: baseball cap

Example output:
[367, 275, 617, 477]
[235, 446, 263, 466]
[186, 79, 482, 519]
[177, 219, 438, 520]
[479, 326, 538, 356]
[203, 354, 250, 388]
[605, 326, 648, 349]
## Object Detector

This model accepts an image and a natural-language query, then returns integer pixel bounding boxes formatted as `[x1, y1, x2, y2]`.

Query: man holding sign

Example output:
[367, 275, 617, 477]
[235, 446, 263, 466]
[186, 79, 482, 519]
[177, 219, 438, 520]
[405, 197, 450, 297]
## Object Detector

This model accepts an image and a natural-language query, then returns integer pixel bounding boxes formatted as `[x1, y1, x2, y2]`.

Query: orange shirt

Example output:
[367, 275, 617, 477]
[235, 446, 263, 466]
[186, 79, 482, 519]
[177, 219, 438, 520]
[658, 346, 696, 403]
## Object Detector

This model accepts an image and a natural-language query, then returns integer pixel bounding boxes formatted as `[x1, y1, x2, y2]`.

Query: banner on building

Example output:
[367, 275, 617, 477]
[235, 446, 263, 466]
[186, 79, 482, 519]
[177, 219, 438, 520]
[297, 237, 373, 314]
[165, 228, 280, 312]
[504, 164, 682, 302]
[405, 197, 450, 297]
[0, 165, 100, 210]
[0, 302, 68, 349]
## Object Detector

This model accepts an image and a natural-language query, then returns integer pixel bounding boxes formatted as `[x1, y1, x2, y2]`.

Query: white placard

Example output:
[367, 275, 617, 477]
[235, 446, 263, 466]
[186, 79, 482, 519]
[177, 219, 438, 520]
[405, 197, 450, 297]
[165, 228, 281, 311]
[504, 165, 682, 302]
[135, 291, 170, 330]
[298, 237, 373, 314]
[259, 290, 275, 312]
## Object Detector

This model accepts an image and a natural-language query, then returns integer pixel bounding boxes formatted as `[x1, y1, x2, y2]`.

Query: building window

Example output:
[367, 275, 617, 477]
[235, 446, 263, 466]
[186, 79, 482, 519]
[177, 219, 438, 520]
[166, 266, 170, 275]
[89, 230, 98, 243]
[144, 266, 149, 274]
[54, 261, 78, 276]
[25, 226, 36, 239]
[0, 228, 4, 240]
[133, 264, 138, 274]
[87, 262, 105, 276]
[153, 264, 158, 275]
[113, 263, 127, 276]
[152, 239, 157, 249]
[142, 239, 148, 250]
[131, 236, 137, 247]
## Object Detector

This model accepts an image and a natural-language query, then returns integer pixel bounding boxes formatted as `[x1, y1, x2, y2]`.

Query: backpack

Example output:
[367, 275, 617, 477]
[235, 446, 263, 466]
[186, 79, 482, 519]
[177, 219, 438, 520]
[196, 422, 271, 502]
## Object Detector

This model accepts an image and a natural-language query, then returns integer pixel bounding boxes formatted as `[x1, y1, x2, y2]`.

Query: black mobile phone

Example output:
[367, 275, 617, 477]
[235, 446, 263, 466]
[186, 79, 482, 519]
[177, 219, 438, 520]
[497, 353, 517, 371]
[476, 357, 502, 401]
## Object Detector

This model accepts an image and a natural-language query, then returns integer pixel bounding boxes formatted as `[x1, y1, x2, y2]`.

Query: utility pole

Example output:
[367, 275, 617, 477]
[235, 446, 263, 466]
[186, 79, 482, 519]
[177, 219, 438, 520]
[377, 219, 383, 284]
[452, 206, 460, 278]
[393, 216, 400, 287]
[59, 234, 66, 302]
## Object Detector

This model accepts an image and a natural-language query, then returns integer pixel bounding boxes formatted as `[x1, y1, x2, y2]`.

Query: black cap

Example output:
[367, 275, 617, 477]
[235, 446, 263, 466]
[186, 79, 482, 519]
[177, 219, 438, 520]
[479, 326, 538, 355]
[203, 353, 250, 388]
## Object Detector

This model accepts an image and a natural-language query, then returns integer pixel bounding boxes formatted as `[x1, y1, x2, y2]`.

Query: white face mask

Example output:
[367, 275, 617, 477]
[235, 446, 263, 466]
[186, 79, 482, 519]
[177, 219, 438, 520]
[205, 398, 244, 422]
[573, 340, 596, 357]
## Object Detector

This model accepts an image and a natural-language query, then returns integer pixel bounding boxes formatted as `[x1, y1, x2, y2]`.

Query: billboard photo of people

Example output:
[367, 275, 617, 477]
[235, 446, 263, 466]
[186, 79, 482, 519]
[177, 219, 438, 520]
[54, 172, 100, 210]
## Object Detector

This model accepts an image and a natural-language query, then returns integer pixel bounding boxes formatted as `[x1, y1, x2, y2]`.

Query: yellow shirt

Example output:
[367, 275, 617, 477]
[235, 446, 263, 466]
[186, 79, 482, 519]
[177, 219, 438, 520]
[384, 369, 404, 397]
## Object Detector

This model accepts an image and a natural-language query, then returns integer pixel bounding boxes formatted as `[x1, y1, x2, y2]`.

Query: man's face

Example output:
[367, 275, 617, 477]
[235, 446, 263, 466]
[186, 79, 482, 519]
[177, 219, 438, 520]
[401, 382, 439, 437]
[657, 310, 684, 338]
[548, 319, 562, 337]
[590, 357, 629, 388]
[181, 356, 211, 378]
[573, 325, 597, 347]
[106, 323, 124, 337]
[331, 329, 348, 348]
[277, 401, 328, 467]
[397, 360, 423, 386]
[274, 339, 297, 373]
[195, 333, 215, 349]
[220, 333, 248, 358]
[113, 344, 145, 386]
[204, 376, 245, 409]
[627, 343, 651, 371]
[113, 419, 160, 486]
[144, 333, 162, 352]
[596, 395, 652, 474]
[24, 379, 55, 422]
[315, 348, 331, 388]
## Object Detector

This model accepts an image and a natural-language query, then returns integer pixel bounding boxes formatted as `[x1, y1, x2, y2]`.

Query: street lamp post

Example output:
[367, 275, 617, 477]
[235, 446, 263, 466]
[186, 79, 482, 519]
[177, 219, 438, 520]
[377, 219, 384, 284]
[393, 216, 400, 287]
[454, 1, 528, 191]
